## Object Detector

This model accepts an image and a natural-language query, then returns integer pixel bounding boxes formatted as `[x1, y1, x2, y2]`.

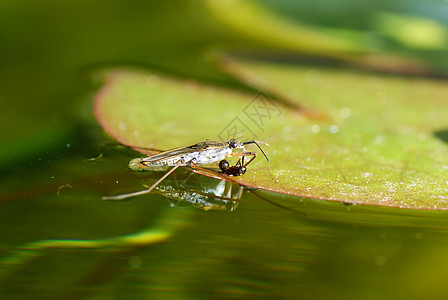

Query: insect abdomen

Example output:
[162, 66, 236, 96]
[129, 157, 176, 171]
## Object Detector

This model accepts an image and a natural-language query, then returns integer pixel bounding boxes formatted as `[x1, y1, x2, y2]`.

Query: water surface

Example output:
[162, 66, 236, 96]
[1, 142, 447, 299]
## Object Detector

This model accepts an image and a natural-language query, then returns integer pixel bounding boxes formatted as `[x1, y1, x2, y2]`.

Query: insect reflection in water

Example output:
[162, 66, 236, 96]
[152, 174, 243, 211]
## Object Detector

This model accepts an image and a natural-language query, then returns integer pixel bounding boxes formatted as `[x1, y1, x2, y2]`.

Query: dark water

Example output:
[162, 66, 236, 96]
[1, 139, 448, 300]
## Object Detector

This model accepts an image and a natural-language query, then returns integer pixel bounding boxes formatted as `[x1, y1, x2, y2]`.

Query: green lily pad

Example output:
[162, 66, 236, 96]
[93, 62, 448, 210]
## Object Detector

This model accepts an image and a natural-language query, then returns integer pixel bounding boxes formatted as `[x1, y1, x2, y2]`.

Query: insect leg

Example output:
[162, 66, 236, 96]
[241, 152, 256, 167]
[229, 152, 257, 167]
[102, 160, 183, 201]
[189, 161, 217, 174]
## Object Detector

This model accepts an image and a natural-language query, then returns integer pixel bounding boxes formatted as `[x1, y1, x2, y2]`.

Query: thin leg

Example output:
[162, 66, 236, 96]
[190, 162, 244, 189]
[102, 160, 183, 201]
[229, 152, 256, 167]
[235, 159, 242, 167]
[242, 153, 256, 167]
[189, 161, 217, 174]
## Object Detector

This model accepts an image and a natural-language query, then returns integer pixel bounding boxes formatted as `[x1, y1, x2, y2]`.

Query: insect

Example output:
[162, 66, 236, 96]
[219, 159, 246, 176]
[102, 139, 269, 200]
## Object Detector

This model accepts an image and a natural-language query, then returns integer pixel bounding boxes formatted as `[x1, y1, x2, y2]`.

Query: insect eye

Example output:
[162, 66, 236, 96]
[230, 141, 238, 148]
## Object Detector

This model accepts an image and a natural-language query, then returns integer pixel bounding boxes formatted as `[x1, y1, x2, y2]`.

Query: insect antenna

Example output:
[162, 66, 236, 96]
[243, 141, 270, 162]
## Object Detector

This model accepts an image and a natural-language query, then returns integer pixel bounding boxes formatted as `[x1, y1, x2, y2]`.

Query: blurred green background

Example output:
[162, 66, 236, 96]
[1, 0, 448, 299]
[2, 0, 448, 167]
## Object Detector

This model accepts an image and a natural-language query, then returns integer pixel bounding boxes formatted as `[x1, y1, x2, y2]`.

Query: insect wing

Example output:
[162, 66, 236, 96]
[140, 146, 194, 163]
[140, 140, 227, 163]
